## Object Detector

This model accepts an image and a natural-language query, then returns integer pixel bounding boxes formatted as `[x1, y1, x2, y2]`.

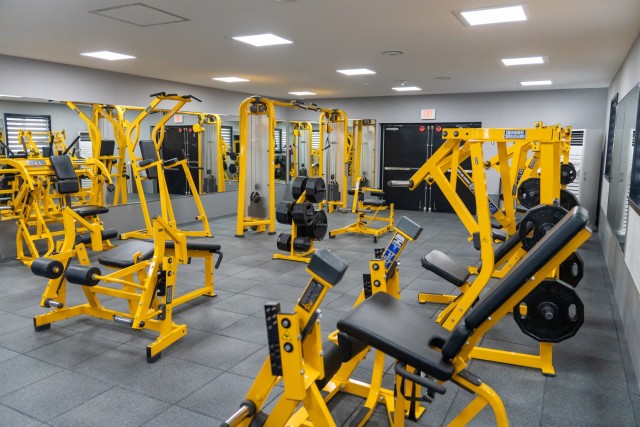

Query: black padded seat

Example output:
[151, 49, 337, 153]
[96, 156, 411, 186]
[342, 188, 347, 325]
[50, 155, 80, 194]
[339, 292, 454, 381]
[71, 205, 109, 217]
[362, 199, 386, 207]
[492, 229, 507, 242]
[98, 240, 155, 268]
[163, 239, 221, 252]
[422, 250, 470, 287]
[339, 207, 589, 381]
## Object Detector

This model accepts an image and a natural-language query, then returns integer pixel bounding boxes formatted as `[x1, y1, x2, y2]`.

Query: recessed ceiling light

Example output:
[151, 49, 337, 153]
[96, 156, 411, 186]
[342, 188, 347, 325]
[457, 5, 526, 26]
[232, 33, 292, 47]
[80, 50, 136, 61]
[392, 86, 421, 92]
[0, 94, 23, 98]
[520, 80, 553, 86]
[212, 77, 250, 83]
[289, 91, 316, 96]
[502, 56, 546, 66]
[337, 68, 376, 76]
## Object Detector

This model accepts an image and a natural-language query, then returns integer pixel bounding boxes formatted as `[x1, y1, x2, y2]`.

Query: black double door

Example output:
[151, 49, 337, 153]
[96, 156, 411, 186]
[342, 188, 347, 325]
[381, 122, 481, 213]
[157, 126, 200, 195]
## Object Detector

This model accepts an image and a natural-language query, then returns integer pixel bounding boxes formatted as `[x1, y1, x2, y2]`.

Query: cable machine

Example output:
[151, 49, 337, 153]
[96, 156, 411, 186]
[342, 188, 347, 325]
[319, 109, 349, 213]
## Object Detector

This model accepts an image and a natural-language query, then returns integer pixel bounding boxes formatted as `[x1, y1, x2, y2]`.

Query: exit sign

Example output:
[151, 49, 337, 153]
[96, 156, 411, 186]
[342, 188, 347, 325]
[421, 109, 436, 120]
[173, 114, 184, 124]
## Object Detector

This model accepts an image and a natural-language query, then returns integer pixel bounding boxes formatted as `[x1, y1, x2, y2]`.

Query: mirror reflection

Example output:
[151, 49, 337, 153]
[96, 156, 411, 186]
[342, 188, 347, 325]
[606, 84, 639, 252]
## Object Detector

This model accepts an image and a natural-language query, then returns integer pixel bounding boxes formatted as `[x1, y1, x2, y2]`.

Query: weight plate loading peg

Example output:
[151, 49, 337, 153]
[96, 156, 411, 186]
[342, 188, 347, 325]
[560, 162, 577, 185]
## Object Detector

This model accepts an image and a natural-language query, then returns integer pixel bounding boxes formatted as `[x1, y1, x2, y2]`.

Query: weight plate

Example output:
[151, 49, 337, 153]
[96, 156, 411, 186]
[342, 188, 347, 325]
[291, 201, 315, 226]
[513, 280, 584, 343]
[560, 162, 577, 185]
[228, 163, 238, 175]
[313, 209, 328, 240]
[276, 201, 294, 224]
[276, 233, 292, 251]
[517, 178, 541, 209]
[293, 236, 312, 252]
[559, 251, 584, 287]
[292, 176, 308, 200]
[560, 189, 579, 211]
[305, 177, 326, 203]
[228, 152, 237, 161]
[519, 204, 568, 251]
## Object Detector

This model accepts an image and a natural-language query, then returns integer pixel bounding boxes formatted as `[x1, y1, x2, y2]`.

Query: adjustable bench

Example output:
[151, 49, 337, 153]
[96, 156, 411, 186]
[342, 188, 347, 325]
[337, 206, 590, 426]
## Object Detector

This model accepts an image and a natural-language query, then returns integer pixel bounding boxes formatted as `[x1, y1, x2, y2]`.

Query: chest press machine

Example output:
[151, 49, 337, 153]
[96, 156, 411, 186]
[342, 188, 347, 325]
[223, 207, 591, 427]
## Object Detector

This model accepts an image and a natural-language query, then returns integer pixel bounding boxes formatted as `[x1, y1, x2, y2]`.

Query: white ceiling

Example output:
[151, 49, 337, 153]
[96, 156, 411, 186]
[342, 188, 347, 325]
[0, 0, 639, 99]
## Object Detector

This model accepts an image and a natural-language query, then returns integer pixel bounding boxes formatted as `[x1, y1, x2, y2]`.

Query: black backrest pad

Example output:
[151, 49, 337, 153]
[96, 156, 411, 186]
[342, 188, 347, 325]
[100, 140, 116, 157]
[442, 207, 588, 358]
[139, 140, 159, 179]
[50, 155, 78, 180]
[494, 230, 522, 263]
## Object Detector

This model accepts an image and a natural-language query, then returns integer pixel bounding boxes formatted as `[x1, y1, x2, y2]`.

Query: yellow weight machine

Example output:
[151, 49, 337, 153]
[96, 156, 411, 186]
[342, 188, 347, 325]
[235, 97, 339, 237]
[329, 119, 394, 242]
[223, 208, 591, 426]
[290, 121, 314, 178]
[390, 123, 575, 375]
[116, 93, 211, 240]
[318, 109, 349, 213]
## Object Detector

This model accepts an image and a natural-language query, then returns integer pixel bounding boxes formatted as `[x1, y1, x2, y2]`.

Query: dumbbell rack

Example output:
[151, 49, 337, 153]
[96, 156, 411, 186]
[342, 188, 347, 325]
[273, 177, 327, 263]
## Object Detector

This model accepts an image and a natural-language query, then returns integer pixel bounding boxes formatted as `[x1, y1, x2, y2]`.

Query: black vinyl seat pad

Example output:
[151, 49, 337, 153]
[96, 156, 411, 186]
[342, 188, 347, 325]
[422, 250, 470, 287]
[163, 239, 221, 253]
[98, 240, 156, 268]
[71, 205, 109, 217]
[338, 292, 454, 381]
[362, 199, 386, 207]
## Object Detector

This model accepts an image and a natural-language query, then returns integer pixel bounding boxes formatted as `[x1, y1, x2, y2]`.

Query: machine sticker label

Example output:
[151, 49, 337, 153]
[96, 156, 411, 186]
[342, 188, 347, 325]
[26, 160, 47, 166]
[528, 156, 538, 169]
[457, 167, 474, 193]
[504, 130, 526, 139]
[383, 233, 406, 269]
[488, 200, 499, 214]
[298, 280, 324, 312]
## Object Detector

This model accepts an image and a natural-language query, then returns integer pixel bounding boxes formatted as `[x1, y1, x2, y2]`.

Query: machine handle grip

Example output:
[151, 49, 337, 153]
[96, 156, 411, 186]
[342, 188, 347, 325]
[395, 362, 446, 395]
[387, 180, 413, 188]
[222, 401, 256, 427]
[184, 94, 202, 102]
[149, 91, 166, 97]
[63, 135, 81, 155]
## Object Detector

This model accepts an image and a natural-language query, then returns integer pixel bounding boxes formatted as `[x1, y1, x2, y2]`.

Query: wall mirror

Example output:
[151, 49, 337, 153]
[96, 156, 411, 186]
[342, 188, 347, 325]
[606, 84, 639, 252]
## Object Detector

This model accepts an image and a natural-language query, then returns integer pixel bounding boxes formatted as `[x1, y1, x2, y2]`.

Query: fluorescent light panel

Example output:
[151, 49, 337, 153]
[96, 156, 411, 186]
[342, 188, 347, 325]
[520, 80, 552, 86]
[337, 68, 376, 76]
[0, 94, 22, 98]
[392, 86, 421, 92]
[212, 77, 249, 83]
[459, 5, 526, 26]
[289, 91, 316, 96]
[502, 56, 545, 66]
[81, 50, 135, 60]
[232, 33, 292, 47]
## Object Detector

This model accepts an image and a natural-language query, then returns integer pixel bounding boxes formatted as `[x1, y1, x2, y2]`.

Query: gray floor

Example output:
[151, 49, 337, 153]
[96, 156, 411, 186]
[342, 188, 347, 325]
[0, 209, 637, 426]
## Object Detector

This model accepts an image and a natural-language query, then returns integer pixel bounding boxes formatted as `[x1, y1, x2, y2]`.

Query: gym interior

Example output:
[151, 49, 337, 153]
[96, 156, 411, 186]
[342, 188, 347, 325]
[0, 1, 639, 426]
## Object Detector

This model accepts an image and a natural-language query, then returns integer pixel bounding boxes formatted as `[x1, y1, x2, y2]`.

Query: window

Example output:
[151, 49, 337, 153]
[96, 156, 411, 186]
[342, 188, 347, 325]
[3, 113, 51, 153]
[604, 94, 618, 180]
[274, 128, 283, 153]
[221, 126, 233, 149]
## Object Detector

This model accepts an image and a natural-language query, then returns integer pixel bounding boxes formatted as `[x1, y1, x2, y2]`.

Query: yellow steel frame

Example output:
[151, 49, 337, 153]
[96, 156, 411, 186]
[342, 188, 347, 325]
[329, 177, 394, 242]
[117, 94, 211, 240]
[319, 109, 349, 213]
[272, 190, 316, 264]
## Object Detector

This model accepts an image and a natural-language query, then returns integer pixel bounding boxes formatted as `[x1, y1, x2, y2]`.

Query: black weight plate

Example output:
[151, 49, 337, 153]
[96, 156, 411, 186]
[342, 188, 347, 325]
[519, 204, 568, 251]
[291, 201, 315, 226]
[293, 236, 312, 252]
[276, 233, 292, 251]
[313, 209, 328, 240]
[559, 251, 584, 287]
[228, 163, 238, 175]
[560, 189, 579, 211]
[517, 178, 541, 209]
[296, 224, 314, 239]
[513, 280, 584, 343]
[560, 162, 577, 185]
[292, 176, 308, 200]
[276, 201, 293, 224]
[228, 152, 237, 161]
[305, 177, 326, 203]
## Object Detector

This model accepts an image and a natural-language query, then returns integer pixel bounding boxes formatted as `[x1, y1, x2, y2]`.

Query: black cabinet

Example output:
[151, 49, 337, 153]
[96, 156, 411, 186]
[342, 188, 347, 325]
[381, 122, 481, 213]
